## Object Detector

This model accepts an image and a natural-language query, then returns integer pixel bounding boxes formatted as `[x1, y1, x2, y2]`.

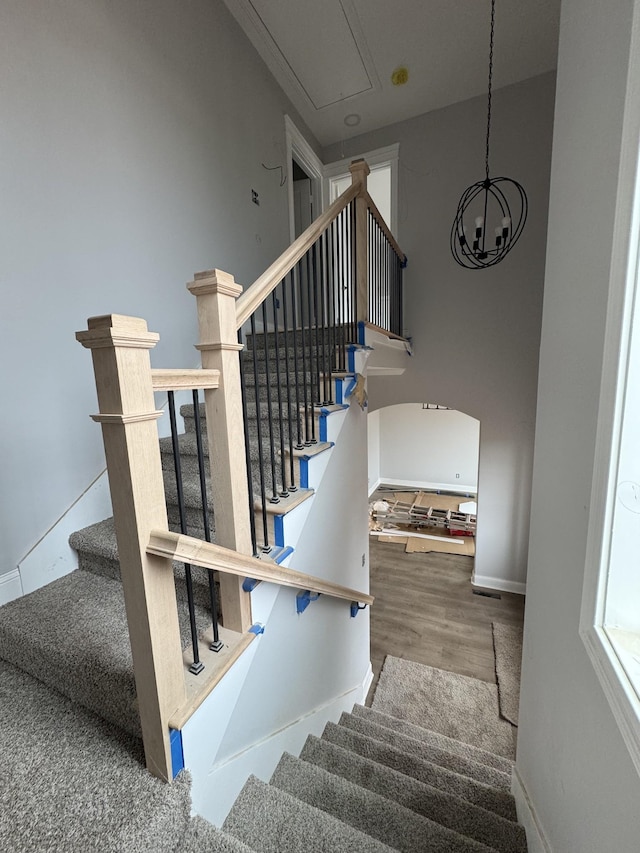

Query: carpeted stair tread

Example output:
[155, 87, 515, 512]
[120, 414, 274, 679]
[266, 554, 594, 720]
[177, 816, 258, 853]
[0, 659, 191, 853]
[352, 705, 513, 774]
[337, 711, 511, 790]
[70, 517, 213, 609]
[223, 774, 398, 853]
[321, 722, 517, 822]
[372, 656, 515, 759]
[0, 569, 210, 739]
[270, 752, 498, 853]
[300, 735, 526, 853]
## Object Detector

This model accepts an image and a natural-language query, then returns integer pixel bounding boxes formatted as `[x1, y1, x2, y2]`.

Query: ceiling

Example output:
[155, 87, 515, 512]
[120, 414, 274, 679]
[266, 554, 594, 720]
[222, 0, 561, 147]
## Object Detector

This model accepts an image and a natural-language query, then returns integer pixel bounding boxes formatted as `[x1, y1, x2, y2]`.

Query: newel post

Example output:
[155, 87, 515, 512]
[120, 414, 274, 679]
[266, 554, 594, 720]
[350, 158, 371, 326]
[187, 269, 253, 633]
[76, 314, 186, 783]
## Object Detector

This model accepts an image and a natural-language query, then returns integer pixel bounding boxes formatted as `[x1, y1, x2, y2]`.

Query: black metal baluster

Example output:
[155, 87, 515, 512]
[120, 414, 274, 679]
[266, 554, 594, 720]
[328, 219, 338, 385]
[337, 209, 345, 370]
[272, 288, 289, 497]
[306, 247, 318, 443]
[319, 230, 330, 405]
[290, 269, 304, 450]
[298, 258, 312, 445]
[351, 200, 357, 343]
[281, 273, 298, 490]
[249, 314, 271, 551]
[191, 389, 222, 652]
[167, 391, 203, 675]
[261, 302, 280, 503]
[238, 328, 259, 557]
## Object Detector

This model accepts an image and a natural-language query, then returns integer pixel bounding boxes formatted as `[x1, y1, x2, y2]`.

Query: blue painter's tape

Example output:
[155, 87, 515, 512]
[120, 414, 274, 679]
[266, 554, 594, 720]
[357, 321, 366, 346]
[348, 348, 355, 373]
[249, 623, 265, 635]
[274, 546, 294, 564]
[170, 728, 184, 779]
[335, 379, 343, 405]
[401, 256, 408, 269]
[300, 458, 309, 489]
[344, 377, 357, 399]
[319, 412, 328, 443]
[243, 577, 260, 592]
[296, 590, 321, 614]
[274, 514, 285, 547]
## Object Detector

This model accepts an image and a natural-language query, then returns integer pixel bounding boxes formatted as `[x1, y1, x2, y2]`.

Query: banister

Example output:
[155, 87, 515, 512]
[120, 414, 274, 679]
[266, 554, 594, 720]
[151, 368, 220, 391]
[147, 529, 374, 606]
[235, 183, 360, 328]
[365, 192, 406, 262]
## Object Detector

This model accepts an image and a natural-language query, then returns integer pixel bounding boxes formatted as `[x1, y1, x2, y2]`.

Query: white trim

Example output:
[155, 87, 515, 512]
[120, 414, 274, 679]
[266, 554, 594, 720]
[579, 0, 640, 774]
[368, 477, 382, 497]
[472, 573, 526, 596]
[512, 765, 553, 853]
[284, 115, 326, 241]
[360, 661, 374, 701]
[0, 569, 23, 605]
[323, 143, 400, 236]
[378, 477, 477, 495]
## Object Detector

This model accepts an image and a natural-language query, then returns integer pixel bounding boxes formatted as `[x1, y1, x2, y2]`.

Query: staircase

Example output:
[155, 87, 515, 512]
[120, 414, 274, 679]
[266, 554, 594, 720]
[0, 158, 528, 849]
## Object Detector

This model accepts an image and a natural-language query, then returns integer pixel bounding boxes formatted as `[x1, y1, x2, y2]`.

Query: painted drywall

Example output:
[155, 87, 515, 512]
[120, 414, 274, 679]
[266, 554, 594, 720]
[367, 409, 381, 494]
[375, 404, 479, 493]
[0, 0, 319, 581]
[517, 0, 640, 850]
[324, 72, 556, 591]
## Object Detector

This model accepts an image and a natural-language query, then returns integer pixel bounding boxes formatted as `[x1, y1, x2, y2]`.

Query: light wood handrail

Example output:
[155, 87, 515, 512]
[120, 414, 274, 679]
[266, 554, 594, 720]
[365, 192, 405, 261]
[147, 529, 374, 606]
[236, 183, 360, 328]
[151, 368, 220, 391]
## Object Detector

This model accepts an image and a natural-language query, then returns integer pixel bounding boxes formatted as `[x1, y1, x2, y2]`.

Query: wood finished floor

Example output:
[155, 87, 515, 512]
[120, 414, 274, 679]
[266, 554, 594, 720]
[368, 537, 525, 701]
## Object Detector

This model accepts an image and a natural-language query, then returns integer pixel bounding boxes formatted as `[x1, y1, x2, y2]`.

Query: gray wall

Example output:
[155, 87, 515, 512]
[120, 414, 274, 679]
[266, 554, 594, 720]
[0, 0, 318, 578]
[518, 0, 640, 849]
[325, 72, 556, 591]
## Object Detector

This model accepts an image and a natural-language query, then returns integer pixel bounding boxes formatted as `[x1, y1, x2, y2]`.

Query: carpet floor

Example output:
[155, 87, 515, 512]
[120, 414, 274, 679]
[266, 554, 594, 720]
[492, 622, 523, 726]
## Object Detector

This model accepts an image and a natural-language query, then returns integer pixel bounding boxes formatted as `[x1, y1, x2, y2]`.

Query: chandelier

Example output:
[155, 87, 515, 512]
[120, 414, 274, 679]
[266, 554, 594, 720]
[450, 0, 528, 269]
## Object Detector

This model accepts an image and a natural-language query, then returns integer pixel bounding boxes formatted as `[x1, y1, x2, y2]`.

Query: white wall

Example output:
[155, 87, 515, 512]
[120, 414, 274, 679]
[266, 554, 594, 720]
[375, 404, 479, 493]
[517, 1, 640, 850]
[367, 409, 381, 494]
[0, 0, 319, 581]
[325, 72, 556, 591]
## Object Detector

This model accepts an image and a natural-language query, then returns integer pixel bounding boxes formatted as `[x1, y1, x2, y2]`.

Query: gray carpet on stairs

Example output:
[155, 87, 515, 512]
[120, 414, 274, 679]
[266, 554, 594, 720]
[321, 721, 517, 821]
[0, 569, 210, 739]
[352, 705, 513, 773]
[372, 655, 516, 759]
[270, 751, 496, 853]
[301, 733, 526, 853]
[338, 711, 511, 790]
[223, 775, 397, 853]
[176, 816, 257, 853]
[0, 659, 191, 853]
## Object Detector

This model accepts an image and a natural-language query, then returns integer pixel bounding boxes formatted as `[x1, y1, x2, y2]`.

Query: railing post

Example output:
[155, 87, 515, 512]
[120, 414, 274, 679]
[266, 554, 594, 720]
[76, 314, 186, 783]
[187, 269, 253, 633]
[350, 158, 371, 326]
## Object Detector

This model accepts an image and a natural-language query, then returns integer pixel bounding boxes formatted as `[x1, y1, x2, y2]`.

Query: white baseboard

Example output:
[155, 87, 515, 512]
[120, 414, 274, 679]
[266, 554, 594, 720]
[360, 661, 374, 700]
[0, 569, 23, 605]
[368, 477, 382, 497]
[18, 471, 112, 595]
[512, 765, 552, 853]
[472, 573, 526, 596]
[378, 478, 477, 495]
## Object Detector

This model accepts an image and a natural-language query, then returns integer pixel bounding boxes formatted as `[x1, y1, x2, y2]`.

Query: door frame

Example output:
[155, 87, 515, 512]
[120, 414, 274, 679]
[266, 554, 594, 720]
[285, 116, 326, 242]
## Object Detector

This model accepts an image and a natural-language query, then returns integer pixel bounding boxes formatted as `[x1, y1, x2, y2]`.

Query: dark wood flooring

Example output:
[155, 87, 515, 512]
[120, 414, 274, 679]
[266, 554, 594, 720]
[368, 537, 525, 701]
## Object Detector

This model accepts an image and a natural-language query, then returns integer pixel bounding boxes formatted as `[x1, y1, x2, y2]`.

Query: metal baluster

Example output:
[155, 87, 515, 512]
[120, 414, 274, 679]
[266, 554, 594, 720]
[319, 230, 330, 405]
[249, 314, 271, 551]
[328, 219, 338, 385]
[306, 247, 318, 443]
[298, 258, 312, 445]
[167, 391, 203, 675]
[281, 273, 298, 490]
[337, 209, 345, 370]
[191, 389, 222, 652]
[351, 200, 357, 343]
[261, 301, 280, 503]
[238, 328, 259, 557]
[272, 288, 289, 497]
[290, 269, 304, 450]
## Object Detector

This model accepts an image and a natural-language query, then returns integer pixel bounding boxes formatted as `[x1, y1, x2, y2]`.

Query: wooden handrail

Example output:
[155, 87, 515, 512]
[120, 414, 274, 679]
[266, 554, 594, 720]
[235, 183, 360, 328]
[365, 192, 405, 261]
[147, 529, 374, 606]
[151, 368, 220, 391]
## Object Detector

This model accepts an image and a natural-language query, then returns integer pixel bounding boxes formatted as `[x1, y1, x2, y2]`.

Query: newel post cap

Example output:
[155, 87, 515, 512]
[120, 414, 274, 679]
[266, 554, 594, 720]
[76, 314, 160, 350]
[187, 269, 243, 298]
[349, 158, 370, 187]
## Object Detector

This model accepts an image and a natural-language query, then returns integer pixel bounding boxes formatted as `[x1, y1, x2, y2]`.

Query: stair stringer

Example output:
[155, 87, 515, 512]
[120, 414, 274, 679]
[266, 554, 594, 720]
[180, 379, 373, 828]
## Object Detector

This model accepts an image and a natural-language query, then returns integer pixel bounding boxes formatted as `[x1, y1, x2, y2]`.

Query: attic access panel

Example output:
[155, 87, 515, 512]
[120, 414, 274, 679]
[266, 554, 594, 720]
[249, 0, 374, 109]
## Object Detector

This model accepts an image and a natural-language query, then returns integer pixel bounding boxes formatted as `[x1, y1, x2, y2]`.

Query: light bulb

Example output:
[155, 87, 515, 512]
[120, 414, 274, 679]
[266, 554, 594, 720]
[475, 216, 484, 228]
[501, 216, 510, 228]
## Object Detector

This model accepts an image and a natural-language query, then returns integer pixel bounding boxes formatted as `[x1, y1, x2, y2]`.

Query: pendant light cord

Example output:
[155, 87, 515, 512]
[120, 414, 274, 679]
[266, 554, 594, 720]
[485, 0, 495, 182]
